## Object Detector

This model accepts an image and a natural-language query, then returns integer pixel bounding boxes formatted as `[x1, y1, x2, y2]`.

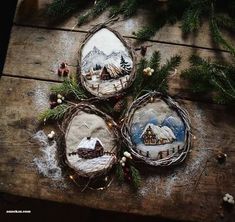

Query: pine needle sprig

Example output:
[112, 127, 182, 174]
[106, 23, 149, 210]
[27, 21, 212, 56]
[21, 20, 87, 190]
[130, 165, 141, 189]
[134, 26, 156, 41]
[182, 55, 235, 104]
[128, 58, 147, 97]
[215, 14, 235, 32]
[51, 79, 88, 100]
[109, 0, 139, 18]
[121, 0, 139, 18]
[116, 164, 125, 183]
[129, 51, 181, 97]
[47, 0, 78, 17]
[78, 0, 110, 26]
[39, 104, 69, 121]
[148, 51, 161, 72]
[92, 0, 110, 15]
[78, 13, 90, 26]
[154, 55, 181, 93]
[210, 17, 235, 57]
[134, 9, 168, 41]
[182, 8, 202, 33]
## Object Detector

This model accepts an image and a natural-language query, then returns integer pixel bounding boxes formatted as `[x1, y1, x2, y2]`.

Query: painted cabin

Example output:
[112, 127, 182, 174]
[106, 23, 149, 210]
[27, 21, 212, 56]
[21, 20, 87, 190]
[142, 125, 158, 145]
[76, 137, 104, 159]
[141, 123, 176, 146]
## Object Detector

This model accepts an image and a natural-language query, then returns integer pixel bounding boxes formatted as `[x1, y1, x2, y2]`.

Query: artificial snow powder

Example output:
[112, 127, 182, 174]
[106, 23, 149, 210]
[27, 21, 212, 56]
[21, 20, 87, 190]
[33, 130, 63, 181]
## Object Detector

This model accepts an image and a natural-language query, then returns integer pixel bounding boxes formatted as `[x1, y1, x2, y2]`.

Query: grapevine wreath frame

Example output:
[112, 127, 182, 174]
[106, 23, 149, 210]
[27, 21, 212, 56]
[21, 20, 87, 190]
[121, 91, 191, 167]
[60, 103, 120, 178]
[78, 23, 137, 99]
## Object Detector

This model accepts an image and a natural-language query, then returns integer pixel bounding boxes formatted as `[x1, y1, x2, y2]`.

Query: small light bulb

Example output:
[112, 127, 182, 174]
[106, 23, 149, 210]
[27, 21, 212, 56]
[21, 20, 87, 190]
[107, 122, 113, 127]
[69, 175, 73, 180]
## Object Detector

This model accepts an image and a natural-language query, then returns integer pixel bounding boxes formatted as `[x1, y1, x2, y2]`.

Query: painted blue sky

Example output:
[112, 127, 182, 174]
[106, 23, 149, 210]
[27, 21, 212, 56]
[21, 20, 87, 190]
[131, 116, 185, 145]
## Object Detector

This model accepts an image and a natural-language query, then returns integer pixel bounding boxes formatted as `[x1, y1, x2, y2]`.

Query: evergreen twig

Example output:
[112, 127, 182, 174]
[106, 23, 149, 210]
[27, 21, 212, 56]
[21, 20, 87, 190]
[51, 79, 88, 100]
[39, 104, 69, 121]
[47, 0, 78, 17]
[181, 55, 235, 104]
[129, 51, 181, 97]
[116, 164, 125, 183]
[78, 0, 110, 26]
[130, 165, 141, 189]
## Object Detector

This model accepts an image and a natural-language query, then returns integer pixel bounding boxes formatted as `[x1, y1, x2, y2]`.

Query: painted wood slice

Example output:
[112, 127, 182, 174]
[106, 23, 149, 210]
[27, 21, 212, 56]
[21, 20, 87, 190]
[79, 25, 136, 98]
[65, 104, 118, 178]
[122, 92, 191, 166]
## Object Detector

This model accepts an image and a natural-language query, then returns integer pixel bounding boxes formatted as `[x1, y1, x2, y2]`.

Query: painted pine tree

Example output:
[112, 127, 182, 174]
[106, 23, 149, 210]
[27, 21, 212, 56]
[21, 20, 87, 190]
[120, 55, 131, 75]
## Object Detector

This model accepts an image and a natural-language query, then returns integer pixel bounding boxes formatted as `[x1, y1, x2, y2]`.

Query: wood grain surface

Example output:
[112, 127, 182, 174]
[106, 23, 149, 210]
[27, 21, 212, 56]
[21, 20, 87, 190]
[1, 1, 235, 221]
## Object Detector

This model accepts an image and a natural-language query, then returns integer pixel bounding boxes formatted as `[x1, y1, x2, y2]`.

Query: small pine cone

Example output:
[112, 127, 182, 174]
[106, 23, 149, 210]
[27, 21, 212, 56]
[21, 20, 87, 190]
[113, 99, 126, 113]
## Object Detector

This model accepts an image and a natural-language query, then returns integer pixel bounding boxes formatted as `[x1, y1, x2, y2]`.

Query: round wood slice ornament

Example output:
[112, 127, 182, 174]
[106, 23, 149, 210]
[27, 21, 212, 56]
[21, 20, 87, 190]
[64, 104, 119, 178]
[78, 25, 136, 99]
[122, 92, 191, 166]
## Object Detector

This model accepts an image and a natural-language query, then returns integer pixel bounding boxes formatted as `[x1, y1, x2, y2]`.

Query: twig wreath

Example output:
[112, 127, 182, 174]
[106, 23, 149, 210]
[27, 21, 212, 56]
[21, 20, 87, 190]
[61, 103, 120, 178]
[122, 91, 191, 167]
[78, 23, 136, 99]
[39, 22, 191, 190]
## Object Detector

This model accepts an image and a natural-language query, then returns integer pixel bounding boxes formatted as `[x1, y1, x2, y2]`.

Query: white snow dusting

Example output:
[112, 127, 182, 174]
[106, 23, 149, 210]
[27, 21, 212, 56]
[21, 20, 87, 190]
[33, 130, 63, 181]
[138, 105, 210, 200]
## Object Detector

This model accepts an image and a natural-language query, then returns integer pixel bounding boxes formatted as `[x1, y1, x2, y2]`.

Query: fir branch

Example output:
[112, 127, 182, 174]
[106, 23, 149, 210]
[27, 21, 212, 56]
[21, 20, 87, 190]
[182, 55, 235, 104]
[39, 104, 69, 121]
[148, 51, 161, 72]
[47, 0, 78, 17]
[92, 0, 110, 15]
[109, 5, 121, 18]
[135, 7, 169, 41]
[154, 55, 181, 93]
[121, 0, 138, 17]
[134, 26, 156, 40]
[78, 13, 90, 26]
[182, 8, 202, 33]
[130, 165, 141, 189]
[130, 52, 181, 97]
[129, 58, 147, 97]
[51, 79, 88, 100]
[78, 0, 110, 26]
[109, 0, 139, 18]
[216, 14, 235, 32]
[210, 3, 235, 57]
[210, 17, 235, 57]
[116, 164, 125, 183]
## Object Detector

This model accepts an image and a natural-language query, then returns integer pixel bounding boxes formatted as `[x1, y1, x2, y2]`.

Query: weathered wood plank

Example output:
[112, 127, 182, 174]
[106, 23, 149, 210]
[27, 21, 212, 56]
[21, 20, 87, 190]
[14, 0, 235, 50]
[3, 26, 233, 101]
[3, 26, 85, 81]
[0, 76, 235, 222]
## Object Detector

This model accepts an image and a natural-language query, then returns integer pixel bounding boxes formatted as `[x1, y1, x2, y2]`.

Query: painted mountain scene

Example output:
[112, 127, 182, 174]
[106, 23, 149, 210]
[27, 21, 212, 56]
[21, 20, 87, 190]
[81, 28, 133, 97]
[130, 98, 186, 160]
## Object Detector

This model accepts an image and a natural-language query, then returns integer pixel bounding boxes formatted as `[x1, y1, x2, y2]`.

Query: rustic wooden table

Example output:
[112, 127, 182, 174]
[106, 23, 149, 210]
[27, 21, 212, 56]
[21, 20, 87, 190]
[1, 1, 235, 221]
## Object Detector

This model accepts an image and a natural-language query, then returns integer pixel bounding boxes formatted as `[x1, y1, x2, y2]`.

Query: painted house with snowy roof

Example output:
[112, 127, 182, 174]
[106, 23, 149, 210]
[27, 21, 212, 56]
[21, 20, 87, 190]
[73, 137, 104, 159]
[141, 123, 176, 145]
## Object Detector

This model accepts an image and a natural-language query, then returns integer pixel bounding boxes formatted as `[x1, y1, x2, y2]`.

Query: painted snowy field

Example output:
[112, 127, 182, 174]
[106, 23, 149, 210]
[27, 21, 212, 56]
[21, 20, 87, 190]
[136, 141, 184, 160]
[65, 111, 116, 176]
[68, 154, 116, 175]
[130, 99, 186, 160]
[81, 28, 133, 96]
[84, 75, 130, 96]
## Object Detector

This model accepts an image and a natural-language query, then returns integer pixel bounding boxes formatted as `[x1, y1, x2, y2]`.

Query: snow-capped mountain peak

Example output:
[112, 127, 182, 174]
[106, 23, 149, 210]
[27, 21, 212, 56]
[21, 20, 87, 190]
[81, 47, 132, 72]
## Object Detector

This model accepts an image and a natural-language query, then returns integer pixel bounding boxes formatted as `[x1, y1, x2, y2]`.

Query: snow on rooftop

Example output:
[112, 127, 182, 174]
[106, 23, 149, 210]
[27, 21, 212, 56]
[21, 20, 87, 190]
[77, 137, 103, 150]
